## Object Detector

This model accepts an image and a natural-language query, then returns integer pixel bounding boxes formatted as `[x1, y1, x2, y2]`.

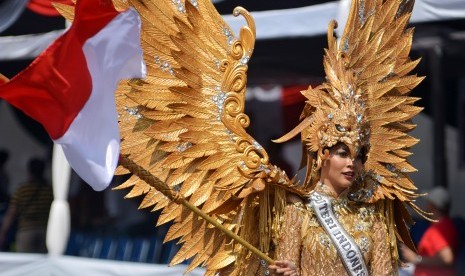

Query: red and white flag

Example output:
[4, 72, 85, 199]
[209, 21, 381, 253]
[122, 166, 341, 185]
[0, 0, 146, 191]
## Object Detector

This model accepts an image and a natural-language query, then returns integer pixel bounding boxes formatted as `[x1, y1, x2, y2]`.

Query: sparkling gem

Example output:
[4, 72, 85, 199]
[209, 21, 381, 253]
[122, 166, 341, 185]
[223, 26, 235, 46]
[360, 236, 370, 252]
[260, 260, 267, 266]
[343, 38, 349, 53]
[328, 113, 334, 120]
[356, 114, 363, 123]
[319, 234, 330, 248]
[359, 0, 366, 24]
[259, 164, 271, 174]
[189, 0, 198, 7]
[253, 140, 262, 149]
[240, 56, 249, 65]
[213, 91, 228, 120]
[176, 142, 193, 152]
[124, 107, 142, 120]
[154, 56, 174, 75]
[335, 124, 346, 132]
[386, 164, 396, 172]
[348, 85, 354, 96]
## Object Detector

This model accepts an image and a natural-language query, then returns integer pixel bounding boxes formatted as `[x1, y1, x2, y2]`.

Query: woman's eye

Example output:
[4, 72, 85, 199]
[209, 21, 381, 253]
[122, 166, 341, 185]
[337, 151, 349, 158]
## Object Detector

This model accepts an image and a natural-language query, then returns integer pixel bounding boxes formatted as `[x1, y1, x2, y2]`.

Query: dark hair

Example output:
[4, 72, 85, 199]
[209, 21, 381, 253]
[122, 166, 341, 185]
[28, 158, 45, 178]
[0, 150, 9, 166]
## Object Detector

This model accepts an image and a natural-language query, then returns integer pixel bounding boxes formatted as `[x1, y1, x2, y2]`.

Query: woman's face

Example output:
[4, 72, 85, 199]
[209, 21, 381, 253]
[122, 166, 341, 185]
[320, 143, 364, 193]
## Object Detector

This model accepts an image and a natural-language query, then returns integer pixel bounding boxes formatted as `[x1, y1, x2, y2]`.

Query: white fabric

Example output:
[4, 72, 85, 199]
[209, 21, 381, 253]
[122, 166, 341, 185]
[1, 0, 465, 61]
[0, 30, 63, 60]
[224, 2, 339, 40]
[0, 253, 205, 276]
[411, 0, 465, 23]
[54, 8, 146, 191]
[46, 144, 71, 256]
[0, 0, 29, 33]
[245, 85, 282, 101]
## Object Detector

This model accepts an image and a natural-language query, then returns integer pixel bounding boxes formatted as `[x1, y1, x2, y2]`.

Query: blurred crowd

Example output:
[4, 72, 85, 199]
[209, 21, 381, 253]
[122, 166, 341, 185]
[0, 148, 156, 257]
[399, 186, 465, 276]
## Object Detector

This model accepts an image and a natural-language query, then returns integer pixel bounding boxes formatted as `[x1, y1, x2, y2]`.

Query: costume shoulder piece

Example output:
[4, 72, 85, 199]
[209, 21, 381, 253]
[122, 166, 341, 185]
[275, 0, 427, 256]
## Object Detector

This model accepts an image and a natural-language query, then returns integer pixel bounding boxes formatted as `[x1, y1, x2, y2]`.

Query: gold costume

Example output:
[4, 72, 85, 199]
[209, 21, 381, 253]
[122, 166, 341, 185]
[56, 0, 427, 275]
[276, 183, 394, 276]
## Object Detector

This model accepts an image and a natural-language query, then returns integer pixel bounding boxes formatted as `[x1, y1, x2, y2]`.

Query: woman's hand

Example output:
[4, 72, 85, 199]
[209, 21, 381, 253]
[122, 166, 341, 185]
[399, 243, 421, 264]
[268, 260, 298, 276]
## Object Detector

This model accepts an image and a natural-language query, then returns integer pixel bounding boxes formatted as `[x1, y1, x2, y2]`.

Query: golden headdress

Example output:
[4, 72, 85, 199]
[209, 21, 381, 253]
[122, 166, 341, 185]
[56, 0, 426, 273]
[275, 0, 428, 258]
[277, 0, 424, 203]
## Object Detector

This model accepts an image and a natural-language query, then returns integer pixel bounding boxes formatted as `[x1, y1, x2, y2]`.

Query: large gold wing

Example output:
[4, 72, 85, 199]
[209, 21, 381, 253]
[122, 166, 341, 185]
[109, 0, 295, 274]
[295, 0, 425, 254]
[54, 0, 296, 273]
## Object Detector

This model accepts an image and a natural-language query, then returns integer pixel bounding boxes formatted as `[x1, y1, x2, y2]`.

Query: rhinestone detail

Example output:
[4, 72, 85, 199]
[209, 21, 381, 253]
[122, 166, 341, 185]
[212, 90, 227, 120]
[343, 38, 349, 53]
[172, 0, 185, 12]
[176, 142, 193, 152]
[189, 0, 198, 8]
[359, 236, 370, 253]
[319, 234, 331, 249]
[154, 56, 174, 75]
[124, 107, 142, 119]
[223, 26, 234, 45]
[240, 56, 249, 65]
[359, 0, 366, 25]
[335, 124, 346, 132]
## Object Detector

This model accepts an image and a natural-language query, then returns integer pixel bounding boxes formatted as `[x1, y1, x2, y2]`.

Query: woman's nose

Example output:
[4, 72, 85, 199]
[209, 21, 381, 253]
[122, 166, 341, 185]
[347, 158, 354, 167]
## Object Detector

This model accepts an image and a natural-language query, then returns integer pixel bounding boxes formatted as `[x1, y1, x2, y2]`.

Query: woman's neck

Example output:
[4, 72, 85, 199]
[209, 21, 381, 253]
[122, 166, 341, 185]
[319, 179, 346, 198]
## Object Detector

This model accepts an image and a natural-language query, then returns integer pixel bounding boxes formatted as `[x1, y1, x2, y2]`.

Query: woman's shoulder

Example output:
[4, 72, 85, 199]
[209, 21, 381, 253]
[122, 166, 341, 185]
[285, 193, 313, 214]
[286, 193, 304, 205]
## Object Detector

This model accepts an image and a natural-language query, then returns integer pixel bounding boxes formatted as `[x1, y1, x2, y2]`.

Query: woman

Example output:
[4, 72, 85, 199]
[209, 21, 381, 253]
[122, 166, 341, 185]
[263, 0, 427, 273]
[269, 143, 395, 275]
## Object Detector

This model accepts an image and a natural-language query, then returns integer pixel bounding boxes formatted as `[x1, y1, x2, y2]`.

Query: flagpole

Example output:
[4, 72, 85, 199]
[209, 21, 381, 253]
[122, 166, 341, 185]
[47, 144, 71, 255]
[119, 155, 274, 264]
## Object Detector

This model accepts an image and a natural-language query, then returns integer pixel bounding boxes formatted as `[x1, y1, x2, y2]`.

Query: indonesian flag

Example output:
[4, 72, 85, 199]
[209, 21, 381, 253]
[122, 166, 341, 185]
[0, 0, 146, 191]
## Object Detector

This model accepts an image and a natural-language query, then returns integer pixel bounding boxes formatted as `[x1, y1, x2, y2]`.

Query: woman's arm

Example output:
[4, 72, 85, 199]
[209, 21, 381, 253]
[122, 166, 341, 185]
[269, 204, 303, 276]
[370, 213, 395, 275]
[400, 243, 455, 266]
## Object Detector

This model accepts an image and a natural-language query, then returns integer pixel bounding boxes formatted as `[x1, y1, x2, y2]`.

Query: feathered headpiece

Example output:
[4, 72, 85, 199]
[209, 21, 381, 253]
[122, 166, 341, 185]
[276, 0, 425, 207]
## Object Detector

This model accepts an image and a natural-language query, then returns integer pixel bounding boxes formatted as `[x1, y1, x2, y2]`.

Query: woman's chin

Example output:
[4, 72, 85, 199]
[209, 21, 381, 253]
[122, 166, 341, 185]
[337, 179, 352, 189]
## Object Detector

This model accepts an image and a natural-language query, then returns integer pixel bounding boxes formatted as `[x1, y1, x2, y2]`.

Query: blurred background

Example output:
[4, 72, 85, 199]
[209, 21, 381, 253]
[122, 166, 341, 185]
[0, 0, 464, 274]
